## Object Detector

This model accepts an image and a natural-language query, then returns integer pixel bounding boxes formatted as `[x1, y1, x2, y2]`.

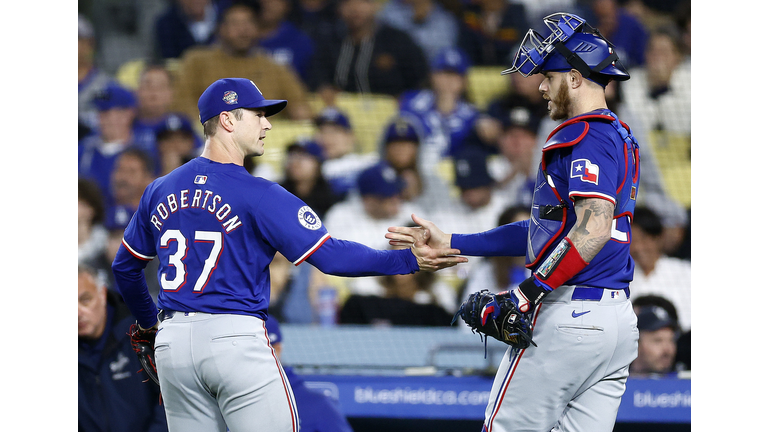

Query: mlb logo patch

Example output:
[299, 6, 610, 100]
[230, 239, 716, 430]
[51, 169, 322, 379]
[570, 159, 599, 185]
[194, 175, 208, 185]
[222, 91, 238, 105]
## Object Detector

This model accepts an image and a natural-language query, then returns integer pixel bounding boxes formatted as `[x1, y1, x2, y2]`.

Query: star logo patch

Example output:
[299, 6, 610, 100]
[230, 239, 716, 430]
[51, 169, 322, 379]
[570, 158, 600, 185]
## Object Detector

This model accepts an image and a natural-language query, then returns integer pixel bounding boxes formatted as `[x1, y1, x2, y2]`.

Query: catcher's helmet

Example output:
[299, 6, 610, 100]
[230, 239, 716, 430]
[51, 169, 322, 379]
[502, 13, 629, 86]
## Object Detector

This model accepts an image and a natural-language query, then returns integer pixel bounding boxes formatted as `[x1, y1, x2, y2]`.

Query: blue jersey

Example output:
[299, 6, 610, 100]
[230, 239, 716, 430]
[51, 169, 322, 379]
[398, 89, 478, 158]
[528, 110, 639, 289]
[120, 157, 330, 320]
[259, 22, 316, 84]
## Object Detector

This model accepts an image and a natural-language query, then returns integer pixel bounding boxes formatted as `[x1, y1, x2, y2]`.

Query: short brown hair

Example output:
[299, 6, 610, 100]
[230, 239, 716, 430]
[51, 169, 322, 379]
[203, 108, 244, 139]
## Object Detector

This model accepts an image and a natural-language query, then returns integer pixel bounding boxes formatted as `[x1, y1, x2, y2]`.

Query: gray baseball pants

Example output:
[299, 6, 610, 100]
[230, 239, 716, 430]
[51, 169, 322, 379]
[155, 312, 299, 432]
[483, 285, 639, 432]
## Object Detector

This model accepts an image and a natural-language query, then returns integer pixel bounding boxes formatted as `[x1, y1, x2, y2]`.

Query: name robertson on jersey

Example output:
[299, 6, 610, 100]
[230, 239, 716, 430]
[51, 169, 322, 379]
[150, 189, 243, 233]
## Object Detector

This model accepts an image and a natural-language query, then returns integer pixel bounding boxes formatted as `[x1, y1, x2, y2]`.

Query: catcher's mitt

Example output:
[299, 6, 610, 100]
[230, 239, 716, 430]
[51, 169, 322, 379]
[452, 289, 536, 351]
[128, 322, 160, 386]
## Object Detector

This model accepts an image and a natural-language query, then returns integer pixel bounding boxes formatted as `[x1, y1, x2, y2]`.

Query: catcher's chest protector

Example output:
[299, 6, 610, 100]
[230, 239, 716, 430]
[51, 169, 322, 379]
[526, 109, 640, 268]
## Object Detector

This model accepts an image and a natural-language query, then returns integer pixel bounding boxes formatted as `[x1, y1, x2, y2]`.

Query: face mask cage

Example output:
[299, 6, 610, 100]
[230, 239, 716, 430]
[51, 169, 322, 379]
[501, 13, 586, 76]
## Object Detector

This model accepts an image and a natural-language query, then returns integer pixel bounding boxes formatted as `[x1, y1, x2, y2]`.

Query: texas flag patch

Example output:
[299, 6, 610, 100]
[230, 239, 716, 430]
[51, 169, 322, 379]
[570, 159, 600, 185]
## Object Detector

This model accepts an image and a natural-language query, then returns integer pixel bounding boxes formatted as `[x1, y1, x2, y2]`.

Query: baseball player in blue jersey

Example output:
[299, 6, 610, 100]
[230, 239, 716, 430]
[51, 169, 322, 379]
[388, 13, 641, 432]
[111, 77, 467, 432]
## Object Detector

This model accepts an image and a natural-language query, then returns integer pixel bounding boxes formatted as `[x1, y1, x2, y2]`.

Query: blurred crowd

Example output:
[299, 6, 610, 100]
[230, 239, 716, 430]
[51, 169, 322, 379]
[79, 0, 691, 380]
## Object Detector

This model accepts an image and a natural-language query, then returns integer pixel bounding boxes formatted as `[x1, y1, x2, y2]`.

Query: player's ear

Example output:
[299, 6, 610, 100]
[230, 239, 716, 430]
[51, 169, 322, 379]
[219, 111, 235, 133]
[569, 69, 584, 88]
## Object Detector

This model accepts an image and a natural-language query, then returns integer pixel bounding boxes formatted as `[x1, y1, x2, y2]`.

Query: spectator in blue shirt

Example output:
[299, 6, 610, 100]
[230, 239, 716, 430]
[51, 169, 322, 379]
[398, 46, 479, 173]
[154, 0, 221, 59]
[154, 113, 204, 176]
[131, 64, 202, 168]
[79, 13, 113, 138]
[376, 0, 460, 62]
[286, 0, 344, 43]
[257, 0, 316, 84]
[78, 82, 140, 206]
[314, 107, 379, 199]
[585, 0, 649, 68]
[457, 0, 530, 66]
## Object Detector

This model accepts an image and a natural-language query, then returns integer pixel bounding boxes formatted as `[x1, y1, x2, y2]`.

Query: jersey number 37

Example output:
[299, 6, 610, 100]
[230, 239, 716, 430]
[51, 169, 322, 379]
[160, 229, 223, 292]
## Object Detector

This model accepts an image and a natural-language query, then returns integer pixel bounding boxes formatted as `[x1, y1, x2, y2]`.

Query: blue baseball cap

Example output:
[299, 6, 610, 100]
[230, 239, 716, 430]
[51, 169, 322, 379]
[502, 105, 541, 134]
[155, 113, 196, 138]
[637, 306, 677, 332]
[430, 47, 470, 75]
[287, 139, 325, 162]
[93, 83, 137, 111]
[384, 117, 420, 144]
[453, 147, 494, 190]
[264, 315, 283, 344]
[104, 205, 136, 231]
[314, 107, 352, 130]
[197, 78, 287, 124]
[357, 163, 405, 198]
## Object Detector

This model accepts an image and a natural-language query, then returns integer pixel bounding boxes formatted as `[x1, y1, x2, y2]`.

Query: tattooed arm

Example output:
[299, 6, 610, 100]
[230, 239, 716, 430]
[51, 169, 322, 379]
[566, 197, 615, 262]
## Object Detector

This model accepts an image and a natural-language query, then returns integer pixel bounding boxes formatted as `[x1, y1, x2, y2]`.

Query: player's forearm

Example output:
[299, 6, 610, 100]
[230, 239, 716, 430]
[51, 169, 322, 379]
[517, 199, 613, 298]
[566, 198, 614, 262]
[112, 246, 159, 329]
[450, 220, 530, 257]
[306, 237, 419, 276]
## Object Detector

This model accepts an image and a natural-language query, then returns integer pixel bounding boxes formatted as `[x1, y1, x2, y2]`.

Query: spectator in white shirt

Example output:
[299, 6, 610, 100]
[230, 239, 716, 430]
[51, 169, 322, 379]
[629, 206, 691, 331]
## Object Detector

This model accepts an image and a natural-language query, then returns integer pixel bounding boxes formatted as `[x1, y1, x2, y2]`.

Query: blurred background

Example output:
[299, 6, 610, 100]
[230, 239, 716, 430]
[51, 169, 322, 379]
[77, 0, 691, 430]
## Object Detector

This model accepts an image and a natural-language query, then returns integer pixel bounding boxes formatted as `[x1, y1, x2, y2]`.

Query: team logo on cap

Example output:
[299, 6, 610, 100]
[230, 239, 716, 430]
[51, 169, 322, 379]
[249, 80, 263, 95]
[298, 206, 322, 230]
[223, 91, 239, 105]
[456, 159, 471, 178]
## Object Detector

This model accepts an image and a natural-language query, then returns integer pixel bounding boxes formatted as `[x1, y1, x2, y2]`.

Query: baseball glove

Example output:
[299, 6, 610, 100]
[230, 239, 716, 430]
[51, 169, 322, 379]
[453, 289, 536, 351]
[128, 322, 160, 387]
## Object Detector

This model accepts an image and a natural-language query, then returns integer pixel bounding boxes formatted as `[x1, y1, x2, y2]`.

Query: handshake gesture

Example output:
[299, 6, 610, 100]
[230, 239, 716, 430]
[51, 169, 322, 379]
[386, 214, 467, 272]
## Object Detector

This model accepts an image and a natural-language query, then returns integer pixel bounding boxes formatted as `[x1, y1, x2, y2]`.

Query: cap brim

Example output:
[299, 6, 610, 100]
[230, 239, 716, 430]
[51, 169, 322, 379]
[248, 99, 287, 117]
[641, 320, 676, 332]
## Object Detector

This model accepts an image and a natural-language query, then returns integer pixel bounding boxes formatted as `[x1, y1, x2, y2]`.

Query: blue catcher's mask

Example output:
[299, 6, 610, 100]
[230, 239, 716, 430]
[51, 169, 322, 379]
[502, 13, 629, 86]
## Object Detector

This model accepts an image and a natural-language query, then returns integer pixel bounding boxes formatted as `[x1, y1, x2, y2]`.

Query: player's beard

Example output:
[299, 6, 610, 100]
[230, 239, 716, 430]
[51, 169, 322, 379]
[548, 75, 572, 121]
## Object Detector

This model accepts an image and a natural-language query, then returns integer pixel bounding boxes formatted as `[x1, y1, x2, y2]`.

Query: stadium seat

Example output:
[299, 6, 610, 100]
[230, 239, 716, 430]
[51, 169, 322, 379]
[309, 92, 399, 154]
[259, 119, 317, 175]
[115, 58, 183, 90]
[115, 58, 147, 90]
[647, 131, 691, 207]
[466, 66, 509, 110]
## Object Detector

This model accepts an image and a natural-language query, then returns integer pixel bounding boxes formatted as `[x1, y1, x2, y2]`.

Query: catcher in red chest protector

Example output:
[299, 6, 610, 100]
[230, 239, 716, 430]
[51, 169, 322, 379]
[388, 12, 641, 432]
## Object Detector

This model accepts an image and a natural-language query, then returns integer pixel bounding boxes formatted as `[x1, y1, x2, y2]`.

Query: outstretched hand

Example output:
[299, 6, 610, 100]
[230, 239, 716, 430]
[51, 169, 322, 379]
[387, 214, 467, 272]
[386, 214, 451, 249]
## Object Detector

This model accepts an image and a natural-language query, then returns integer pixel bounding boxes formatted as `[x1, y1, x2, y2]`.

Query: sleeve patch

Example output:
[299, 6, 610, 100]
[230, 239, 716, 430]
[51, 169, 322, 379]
[570, 158, 600, 185]
[297, 206, 322, 230]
